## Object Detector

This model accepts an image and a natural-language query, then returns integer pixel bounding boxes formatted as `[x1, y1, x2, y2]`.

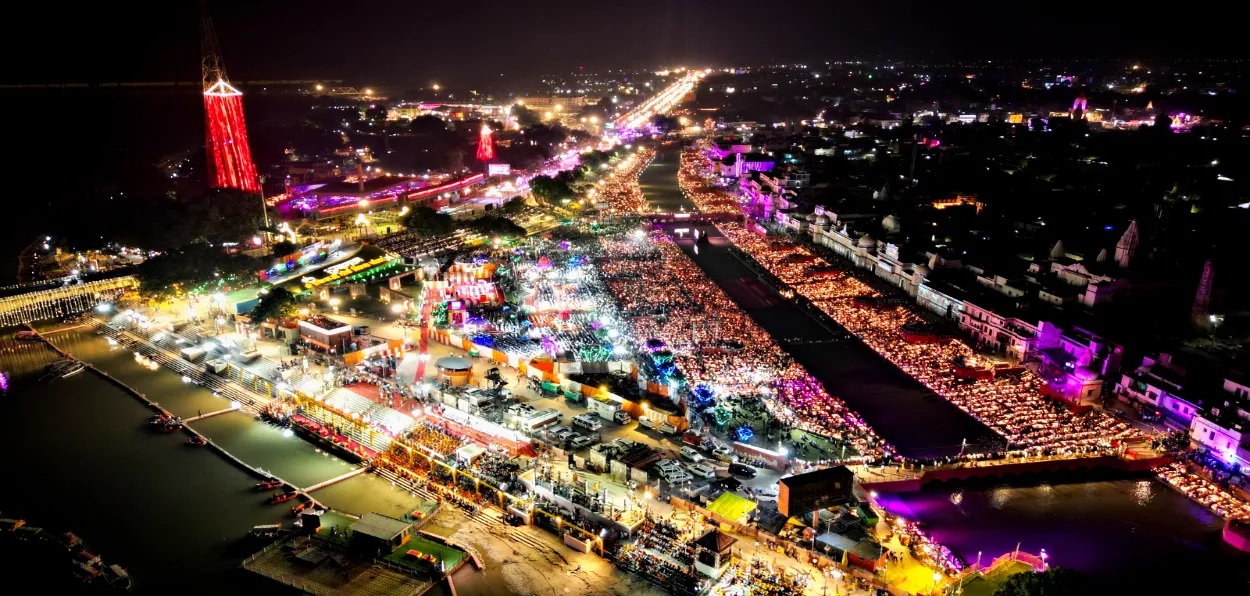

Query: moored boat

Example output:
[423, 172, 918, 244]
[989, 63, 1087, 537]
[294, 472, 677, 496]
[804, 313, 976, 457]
[104, 564, 133, 591]
[267, 491, 298, 505]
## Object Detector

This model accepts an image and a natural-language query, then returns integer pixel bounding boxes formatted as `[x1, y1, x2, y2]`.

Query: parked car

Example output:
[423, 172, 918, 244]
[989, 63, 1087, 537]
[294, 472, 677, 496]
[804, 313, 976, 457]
[756, 483, 780, 499]
[613, 410, 633, 424]
[712, 445, 737, 462]
[728, 463, 757, 478]
[686, 463, 716, 479]
[570, 435, 598, 449]
[662, 469, 693, 484]
[679, 446, 705, 463]
[573, 414, 603, 432]
[714, 477, 743, 492]
[549, 425, 575, 441]
[655, 458, 681, 473]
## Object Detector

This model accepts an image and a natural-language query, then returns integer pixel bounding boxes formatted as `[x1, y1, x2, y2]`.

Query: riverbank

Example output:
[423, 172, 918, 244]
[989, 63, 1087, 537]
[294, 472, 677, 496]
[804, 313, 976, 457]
[25, 323, 314, 499]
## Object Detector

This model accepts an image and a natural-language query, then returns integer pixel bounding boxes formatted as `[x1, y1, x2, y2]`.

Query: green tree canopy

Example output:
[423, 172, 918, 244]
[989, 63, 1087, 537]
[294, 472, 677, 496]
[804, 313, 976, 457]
[402, 205, 455, 236]
[271, 240, 298, 257]
[466, 216, 527, 238]
[994, 568, 1089, 596]
[529, 175, 574, 202]
[247, 287, 300, 323]
[135, 243, 262, 298]
[512, 104, 541, 128]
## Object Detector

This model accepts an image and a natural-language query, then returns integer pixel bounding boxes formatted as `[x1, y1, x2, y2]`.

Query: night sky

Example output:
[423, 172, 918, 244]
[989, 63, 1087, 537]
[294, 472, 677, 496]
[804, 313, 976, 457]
[5, 1, 1246, 88]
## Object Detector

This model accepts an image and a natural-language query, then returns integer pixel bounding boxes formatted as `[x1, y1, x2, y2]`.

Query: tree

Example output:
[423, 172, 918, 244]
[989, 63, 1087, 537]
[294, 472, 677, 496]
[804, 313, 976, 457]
[465, 216, 527, 238]
[500, 198, 527, 215]
[529, 175, 574, 202]
[247, 287, 299, 323]
[403, 205, 454, 236]
[135, 243, 263, 298]
[994, 568, 1089, 596]
[408, 115, 448, 136]
[512, 104, 541, 128]
[652, 115, 681, 133]
[271, 240, 298, 257]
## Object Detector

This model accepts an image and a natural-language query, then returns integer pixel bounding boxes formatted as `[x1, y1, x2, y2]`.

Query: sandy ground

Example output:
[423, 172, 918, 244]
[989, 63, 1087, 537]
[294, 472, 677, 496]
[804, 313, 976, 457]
[422, 507, 665, 596]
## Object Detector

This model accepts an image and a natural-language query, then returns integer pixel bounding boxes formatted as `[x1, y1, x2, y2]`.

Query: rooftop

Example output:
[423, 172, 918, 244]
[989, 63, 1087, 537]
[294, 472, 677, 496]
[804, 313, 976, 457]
[350, 513, 412, 542]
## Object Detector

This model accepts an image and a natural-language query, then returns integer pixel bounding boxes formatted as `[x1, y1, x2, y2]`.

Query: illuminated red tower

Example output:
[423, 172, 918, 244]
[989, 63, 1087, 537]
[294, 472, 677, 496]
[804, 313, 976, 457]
[201, 11, 260, 193]
[476, 123, 495, 162]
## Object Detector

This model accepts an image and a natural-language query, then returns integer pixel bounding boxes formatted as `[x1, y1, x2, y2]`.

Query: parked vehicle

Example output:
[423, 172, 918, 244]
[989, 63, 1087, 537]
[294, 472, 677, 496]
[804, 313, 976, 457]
[613, 410, 633, 424]
[679, 446, 705, 463]
[548, 425, 576, 441]
[662, 469, 693, 484]
[573, 414, 603, 432]
[712, 445, 738, 463]
[570, 435, 597, 449]
[756, 483, 780, 499]
[728, 463, 757, 478]
[655, 458, 681, 472]
[714, 477, 744, 492]
[686, 463, 716, 479]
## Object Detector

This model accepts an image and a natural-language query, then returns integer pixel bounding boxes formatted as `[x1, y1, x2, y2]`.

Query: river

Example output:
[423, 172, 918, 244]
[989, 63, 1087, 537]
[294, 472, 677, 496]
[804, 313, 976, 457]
[639, 143, 999, 459]
[876, 476, 1250, 592]
[0, 327, 430, 594]
[637, 143, 1250, 593]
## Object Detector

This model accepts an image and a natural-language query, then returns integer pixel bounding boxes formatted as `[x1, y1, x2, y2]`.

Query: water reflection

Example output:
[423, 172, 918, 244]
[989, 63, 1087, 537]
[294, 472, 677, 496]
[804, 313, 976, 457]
[1133, 479, 1154, 507]
[988, 486, 1012, 509]
[879, 477, 1249, 593]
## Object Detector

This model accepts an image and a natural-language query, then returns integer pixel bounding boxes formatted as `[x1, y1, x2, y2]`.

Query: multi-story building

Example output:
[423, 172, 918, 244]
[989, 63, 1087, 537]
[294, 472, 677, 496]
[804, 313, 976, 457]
[1115, 353, 1204, 427]
[1188, 376, 1250, 473]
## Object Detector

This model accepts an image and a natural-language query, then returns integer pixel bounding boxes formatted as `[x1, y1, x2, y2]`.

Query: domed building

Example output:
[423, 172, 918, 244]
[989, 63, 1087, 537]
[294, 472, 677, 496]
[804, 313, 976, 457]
[856, 234, 876, 249]
[882, 214, 901, 234]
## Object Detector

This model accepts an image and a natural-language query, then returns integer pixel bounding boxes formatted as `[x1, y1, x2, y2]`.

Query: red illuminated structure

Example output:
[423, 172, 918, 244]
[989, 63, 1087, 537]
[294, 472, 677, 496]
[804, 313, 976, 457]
[201, 11, 260, 193]
[476, 123, 494, 161]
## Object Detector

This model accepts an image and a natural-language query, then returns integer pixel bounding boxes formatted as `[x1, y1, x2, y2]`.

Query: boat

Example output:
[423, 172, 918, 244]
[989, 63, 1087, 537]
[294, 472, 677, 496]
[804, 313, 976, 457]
[267, 491, 298, 505]
[250, 524, 282, 538]
[186, 435, 208, 447]
[40, 360, 80, 381]
[76, 551, 102, 567]
[59, 362, 86, 378]
[103, 564, 133, 592]
[59, 531, 83, 551]
[256, 478, 284, 491]
[289, 502, 310, 516]
[15, 330, 39, 340]
[153, 419, 183, 432]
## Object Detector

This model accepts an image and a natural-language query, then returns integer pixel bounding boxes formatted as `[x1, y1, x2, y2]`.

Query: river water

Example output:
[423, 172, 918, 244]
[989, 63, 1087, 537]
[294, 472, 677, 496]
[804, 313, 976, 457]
[876, 476, 1250, 592]
[637, 144, 1250, 593]
[0, 328, 430, 594]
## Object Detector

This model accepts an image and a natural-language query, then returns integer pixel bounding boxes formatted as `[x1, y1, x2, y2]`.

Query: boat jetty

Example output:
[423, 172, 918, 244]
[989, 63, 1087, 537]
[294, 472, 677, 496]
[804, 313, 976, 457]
[0, 515, 133, 592]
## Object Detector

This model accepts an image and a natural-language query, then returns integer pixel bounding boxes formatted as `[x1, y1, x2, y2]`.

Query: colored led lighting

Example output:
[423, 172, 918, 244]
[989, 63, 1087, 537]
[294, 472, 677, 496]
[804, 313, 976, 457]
[203, 79, 260, 193]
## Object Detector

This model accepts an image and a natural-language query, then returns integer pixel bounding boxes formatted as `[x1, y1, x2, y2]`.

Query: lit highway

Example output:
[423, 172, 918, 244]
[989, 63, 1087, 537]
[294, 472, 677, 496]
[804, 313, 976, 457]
[613, 70, 705, 131]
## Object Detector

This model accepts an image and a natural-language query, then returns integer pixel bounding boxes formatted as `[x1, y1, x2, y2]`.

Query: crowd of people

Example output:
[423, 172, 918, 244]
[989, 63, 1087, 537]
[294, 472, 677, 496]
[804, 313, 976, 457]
[614, 516, 702, 595]
[1156, 461, 1250, 520]
[404, 421, 466, 457]
[597, 147, 655, 215]
[678, 145, 741, 214]
[886, 515, 964, 575]
[596, 231, 892, 460]
[718, 556, 811, 596]
[717, 222, 1145, 457]
[374, 227, 479, 259]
